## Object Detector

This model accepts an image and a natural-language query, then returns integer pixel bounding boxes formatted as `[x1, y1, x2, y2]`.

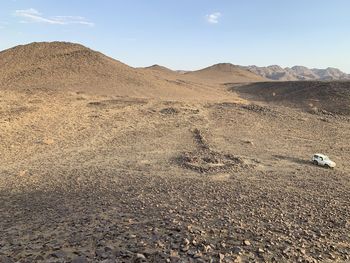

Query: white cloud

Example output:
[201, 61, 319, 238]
[14, 8, 94, 26]
[206, 12, 221, 24]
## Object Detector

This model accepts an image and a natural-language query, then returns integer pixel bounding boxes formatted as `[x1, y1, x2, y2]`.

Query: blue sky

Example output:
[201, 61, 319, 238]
[1, 0, 350, 72]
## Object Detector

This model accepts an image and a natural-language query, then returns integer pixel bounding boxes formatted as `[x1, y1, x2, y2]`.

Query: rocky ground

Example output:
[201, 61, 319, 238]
[230, 81, 350, 116]
[1, 89, 350, 262]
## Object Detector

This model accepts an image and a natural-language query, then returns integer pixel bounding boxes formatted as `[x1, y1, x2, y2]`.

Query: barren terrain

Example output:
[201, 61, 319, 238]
[0, 42, 350, 263]
[231, 81, 350, 115]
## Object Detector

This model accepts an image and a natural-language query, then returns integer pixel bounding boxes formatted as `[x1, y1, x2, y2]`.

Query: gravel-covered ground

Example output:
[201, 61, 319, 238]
[1, 90, 349, 262]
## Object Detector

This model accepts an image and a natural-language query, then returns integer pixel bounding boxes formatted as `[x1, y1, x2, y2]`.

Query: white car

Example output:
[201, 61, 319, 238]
[312, 154, 336, 168]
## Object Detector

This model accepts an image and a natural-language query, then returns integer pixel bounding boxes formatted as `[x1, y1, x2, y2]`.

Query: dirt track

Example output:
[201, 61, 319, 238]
[1, 88, 349, 262]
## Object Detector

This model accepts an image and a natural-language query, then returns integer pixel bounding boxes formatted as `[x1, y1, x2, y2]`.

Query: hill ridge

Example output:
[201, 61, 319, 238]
[184, 62, 267, 84]
[245, 64, 350, 81]
[0, 41, 239, 101]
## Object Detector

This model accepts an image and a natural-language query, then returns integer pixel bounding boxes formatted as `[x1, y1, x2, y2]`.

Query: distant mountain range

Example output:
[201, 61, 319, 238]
[244, 65, 350, 81]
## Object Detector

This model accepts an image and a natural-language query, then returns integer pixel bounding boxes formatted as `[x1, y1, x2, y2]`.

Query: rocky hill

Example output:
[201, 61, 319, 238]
[0, 42, 229, 100]
[245, 65, 350, 81]
[144, 64, 174, 73]
[0, 42, 145, 91]
[232, 81, 350, 115]
[184, 63, 267, 84]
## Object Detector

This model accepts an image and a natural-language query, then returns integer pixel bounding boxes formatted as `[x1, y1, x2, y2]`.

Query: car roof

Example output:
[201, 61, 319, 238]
[314, 153, 328, 158]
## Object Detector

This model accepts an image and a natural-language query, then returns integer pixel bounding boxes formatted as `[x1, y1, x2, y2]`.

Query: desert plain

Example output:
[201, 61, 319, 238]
[0, 42, 350, 263]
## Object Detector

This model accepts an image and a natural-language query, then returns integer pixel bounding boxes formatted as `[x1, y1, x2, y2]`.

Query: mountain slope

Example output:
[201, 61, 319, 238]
[232, 81, 350, 115]
[0, 42, 146, 91]
[144, 64, 175, 73]
[246, 65, 350, 81]
[312, 67, 350, 80]
[185, 63, 267, 84]
[0, 42, 232, 100]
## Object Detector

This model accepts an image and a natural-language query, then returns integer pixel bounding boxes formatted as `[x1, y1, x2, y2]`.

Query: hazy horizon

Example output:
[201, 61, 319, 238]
[1, 0, 350, 73]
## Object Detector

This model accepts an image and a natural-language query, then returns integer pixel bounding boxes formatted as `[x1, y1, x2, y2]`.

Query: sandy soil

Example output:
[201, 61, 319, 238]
[1, 86, 349, 262]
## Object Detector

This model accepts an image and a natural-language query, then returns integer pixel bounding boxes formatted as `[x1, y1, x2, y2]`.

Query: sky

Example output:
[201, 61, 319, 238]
[1, 0, 350, 72]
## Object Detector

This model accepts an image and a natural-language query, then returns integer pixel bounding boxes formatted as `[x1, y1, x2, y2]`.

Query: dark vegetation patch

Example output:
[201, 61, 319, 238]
[165, 79, 188, 85]
[87, 99, 147, 109]
[240, 104, 276, 115]
[160, 107, 180, 115]
[0, 105, 38, 118]
[213, 102, 239, 109]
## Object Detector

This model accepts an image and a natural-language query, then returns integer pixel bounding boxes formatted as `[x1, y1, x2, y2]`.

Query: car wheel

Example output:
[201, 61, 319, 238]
[313, 160, 318, 165]
[325, 164, 330, 169]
